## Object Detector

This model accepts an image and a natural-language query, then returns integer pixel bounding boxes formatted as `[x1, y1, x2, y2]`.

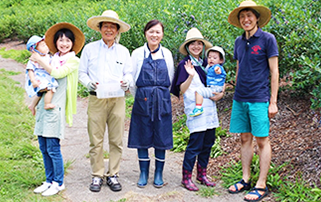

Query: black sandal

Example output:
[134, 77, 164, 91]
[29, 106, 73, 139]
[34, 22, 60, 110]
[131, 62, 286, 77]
[228, 179, 251, 194]
[244, 187, 269, 202]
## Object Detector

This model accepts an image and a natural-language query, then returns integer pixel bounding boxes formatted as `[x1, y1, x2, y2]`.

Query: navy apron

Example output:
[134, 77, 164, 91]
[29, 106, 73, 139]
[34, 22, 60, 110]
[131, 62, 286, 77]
[128, 49, 173, 150]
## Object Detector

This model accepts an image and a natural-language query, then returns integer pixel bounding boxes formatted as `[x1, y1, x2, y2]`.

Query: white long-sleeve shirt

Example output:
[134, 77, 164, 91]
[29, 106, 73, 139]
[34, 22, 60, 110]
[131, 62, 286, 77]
[78, 39, 133, 87]
[130, 43, 174, 97]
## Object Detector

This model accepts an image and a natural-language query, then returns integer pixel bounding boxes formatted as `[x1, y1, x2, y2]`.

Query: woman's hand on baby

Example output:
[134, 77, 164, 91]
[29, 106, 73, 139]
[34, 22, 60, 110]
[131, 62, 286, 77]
[29, 51, 42, 62]
[31, 80, 40, 88]
[210, 91, 224, 101]
[184, 60, 195, 77]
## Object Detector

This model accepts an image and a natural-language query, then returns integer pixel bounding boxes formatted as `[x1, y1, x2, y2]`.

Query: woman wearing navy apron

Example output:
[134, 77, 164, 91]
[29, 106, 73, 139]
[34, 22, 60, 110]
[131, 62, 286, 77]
[128, 20, 174, 188]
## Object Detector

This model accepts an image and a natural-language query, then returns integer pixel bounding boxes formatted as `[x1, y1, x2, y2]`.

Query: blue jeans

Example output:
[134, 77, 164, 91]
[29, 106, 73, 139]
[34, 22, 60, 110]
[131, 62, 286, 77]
[183, 128, 216, 171]
[38, 136, 64, 186]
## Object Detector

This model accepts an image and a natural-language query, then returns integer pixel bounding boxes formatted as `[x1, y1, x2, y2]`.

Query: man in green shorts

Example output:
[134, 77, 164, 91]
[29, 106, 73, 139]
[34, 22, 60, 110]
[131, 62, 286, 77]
[227, 1, 279, 201]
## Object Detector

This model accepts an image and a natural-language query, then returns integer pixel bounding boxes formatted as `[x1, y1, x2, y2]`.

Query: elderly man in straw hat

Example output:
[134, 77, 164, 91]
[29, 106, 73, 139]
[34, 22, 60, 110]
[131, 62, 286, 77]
[227, 1, 279, 201]
[78, 10, 133, 192]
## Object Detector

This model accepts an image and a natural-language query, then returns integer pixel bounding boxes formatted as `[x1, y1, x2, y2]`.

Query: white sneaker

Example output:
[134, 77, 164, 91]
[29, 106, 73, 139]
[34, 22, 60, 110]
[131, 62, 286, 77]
[41, 181, 65, 196]
[34, 181, 52, 194]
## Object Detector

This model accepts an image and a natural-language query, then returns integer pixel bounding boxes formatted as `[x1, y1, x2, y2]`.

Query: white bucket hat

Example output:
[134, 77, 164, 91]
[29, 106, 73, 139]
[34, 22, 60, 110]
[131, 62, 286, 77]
[206, 46, 225, 63]
[87, 10, 130, 33]
[179, 28, 212, 55]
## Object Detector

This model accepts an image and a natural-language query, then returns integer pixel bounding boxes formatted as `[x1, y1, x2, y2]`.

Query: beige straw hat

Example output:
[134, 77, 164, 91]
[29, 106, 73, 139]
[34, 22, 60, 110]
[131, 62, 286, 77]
[179, 28, 213, 55]
[228, 0, 271, 28]
[87, 10, 130, 33]
[45, 22, 85, 54]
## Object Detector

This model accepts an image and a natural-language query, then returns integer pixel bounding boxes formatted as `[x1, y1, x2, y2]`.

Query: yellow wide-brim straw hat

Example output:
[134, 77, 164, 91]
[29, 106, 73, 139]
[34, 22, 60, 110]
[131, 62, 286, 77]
[179, 27, 213, 55]
[45, 22, 85, 54]
[228, 0, 271, 28]
[87, 10, 131, 33]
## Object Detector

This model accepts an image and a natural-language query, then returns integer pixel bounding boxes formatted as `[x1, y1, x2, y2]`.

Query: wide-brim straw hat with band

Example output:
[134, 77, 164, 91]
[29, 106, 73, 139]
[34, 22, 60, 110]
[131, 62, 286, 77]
[87, 10, 130, 33]
[206, 46, 226, 64]
[228, 0, 271, 28]
[45, 22, 85, 54]
[179, 27, 213, 55]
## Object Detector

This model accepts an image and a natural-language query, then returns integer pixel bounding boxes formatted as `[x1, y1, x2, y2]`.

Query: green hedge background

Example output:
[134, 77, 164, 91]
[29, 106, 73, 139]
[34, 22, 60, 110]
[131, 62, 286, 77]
[0, 0, 320, 108]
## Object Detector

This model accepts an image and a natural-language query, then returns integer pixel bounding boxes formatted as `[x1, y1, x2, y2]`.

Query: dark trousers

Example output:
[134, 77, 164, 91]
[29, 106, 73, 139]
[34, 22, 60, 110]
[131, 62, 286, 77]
[183, 128, 216, 171]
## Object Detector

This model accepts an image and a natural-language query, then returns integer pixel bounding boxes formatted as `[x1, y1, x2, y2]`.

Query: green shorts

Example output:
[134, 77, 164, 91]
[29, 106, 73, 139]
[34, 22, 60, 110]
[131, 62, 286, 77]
[229, 100, 270, 137]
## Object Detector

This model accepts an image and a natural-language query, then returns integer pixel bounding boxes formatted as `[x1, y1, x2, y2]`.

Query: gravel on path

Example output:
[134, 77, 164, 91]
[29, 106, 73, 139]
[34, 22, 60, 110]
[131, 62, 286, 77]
[0, 54, 245, 202]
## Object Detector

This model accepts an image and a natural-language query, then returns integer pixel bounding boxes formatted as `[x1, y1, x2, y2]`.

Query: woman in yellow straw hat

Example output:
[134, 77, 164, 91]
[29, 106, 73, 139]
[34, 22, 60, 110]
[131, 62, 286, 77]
[29, 22, 85, 196]
[171, 27, 225, 191]
[227, 1, 279, 201]
[78, 10, 133, 192]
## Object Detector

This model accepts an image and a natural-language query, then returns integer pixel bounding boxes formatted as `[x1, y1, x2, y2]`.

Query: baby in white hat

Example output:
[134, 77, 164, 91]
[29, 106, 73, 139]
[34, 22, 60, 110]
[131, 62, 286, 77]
[189, 46, 226, 117]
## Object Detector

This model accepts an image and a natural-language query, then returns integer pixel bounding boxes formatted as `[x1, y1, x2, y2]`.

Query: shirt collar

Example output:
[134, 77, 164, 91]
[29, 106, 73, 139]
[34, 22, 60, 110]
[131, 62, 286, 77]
[242, 27, 262, 40]
[100, 39, 116, 49]
[144, 43, 163, 58]
[144, 43, 162, 52]
[189, 55, 203, 66]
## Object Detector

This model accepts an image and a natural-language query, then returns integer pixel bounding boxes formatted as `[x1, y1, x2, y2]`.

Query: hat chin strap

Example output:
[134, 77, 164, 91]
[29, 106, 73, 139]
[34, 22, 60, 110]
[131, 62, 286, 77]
[245, 23, 258, 39]
[185, 46, 207, 74]
[32, 47, 46, 56]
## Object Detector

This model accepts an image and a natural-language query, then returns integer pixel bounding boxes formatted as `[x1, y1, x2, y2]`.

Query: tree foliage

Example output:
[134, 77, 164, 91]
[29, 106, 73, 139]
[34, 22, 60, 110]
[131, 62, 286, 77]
[0, 0, 320, 108]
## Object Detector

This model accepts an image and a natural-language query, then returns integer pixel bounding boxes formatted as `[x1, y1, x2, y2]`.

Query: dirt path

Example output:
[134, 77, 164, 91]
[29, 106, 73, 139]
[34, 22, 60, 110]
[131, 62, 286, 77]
[0, 53, 245, 202]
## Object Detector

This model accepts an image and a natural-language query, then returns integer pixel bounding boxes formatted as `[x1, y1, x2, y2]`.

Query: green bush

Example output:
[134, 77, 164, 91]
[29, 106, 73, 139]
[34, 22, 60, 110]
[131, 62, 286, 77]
[274, 176, 321, 201]
[171, 114, 189, 152]
[210, 126, 229, 158]
[1, 0, 319, 109]
[171, 113, 229, 157]
[268, 0, 321, 109]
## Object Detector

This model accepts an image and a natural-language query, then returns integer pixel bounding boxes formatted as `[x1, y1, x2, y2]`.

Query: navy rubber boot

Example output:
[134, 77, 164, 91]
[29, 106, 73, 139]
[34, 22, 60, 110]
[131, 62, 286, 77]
[154, 149, 165, 188]
[137, 160, 150, 187]
[153, 159, 164, 188]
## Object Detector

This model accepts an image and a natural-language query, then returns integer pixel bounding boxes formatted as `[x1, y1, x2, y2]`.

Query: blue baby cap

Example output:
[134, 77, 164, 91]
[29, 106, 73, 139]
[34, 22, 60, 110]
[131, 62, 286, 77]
[26, 35, 44, 51]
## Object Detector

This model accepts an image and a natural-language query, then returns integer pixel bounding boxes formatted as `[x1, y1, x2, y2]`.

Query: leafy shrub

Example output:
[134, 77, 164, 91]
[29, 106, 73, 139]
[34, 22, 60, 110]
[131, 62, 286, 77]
[171, 114, 189, 152]
[210, 126, 229, 158]
[171, 114, 228, 156]
[267, 0, 321, 109]
[77, 83, 89, 98]
[0, 0, 319, 109]
[125, 94, 134, 118]
[274, 175, 321, 201]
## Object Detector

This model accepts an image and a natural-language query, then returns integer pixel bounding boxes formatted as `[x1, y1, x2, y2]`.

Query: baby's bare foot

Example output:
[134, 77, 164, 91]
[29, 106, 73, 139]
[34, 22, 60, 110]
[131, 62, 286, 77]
[28, 105, 36, 116]
[44, 103, 55, 110]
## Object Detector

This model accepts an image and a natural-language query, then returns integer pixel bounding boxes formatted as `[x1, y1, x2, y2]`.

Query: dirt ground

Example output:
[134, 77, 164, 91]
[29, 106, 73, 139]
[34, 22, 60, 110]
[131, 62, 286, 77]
[1, 39, 320, 202]
[0, 40, 245, 202]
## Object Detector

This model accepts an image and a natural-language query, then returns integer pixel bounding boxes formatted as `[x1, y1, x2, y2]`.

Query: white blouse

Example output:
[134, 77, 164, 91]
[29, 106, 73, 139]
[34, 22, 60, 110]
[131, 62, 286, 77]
[130, 43, 174, 97]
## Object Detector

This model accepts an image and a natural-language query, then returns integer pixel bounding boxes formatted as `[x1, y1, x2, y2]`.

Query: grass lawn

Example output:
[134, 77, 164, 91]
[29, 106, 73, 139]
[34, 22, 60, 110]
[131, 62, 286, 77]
[0, 69, 63, 201]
